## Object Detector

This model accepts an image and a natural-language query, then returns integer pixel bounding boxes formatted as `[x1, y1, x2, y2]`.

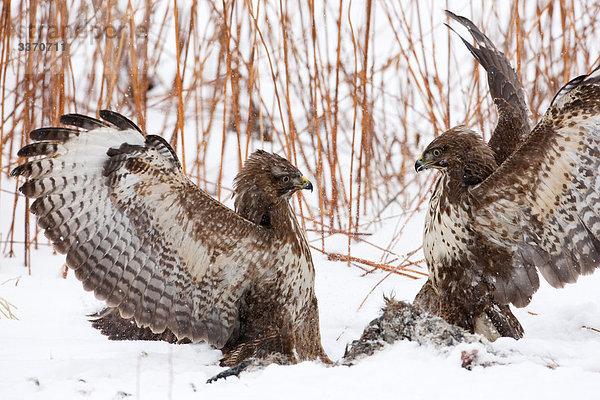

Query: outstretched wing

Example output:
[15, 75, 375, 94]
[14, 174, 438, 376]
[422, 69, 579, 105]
[468, 66, 600, 307]
[446, 11, 530, 165]
[12, 112, 278, 347]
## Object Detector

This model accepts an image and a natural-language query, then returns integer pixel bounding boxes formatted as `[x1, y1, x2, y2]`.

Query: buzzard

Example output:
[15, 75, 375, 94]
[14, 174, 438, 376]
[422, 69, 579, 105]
[414, 12, 600, 340]
[12, 110, 330, 368]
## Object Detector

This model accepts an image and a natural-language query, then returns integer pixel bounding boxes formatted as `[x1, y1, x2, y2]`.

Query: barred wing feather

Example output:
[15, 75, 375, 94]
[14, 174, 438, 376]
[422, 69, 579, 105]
[469, 66, 600, 307]
[12, 115, 279, 347]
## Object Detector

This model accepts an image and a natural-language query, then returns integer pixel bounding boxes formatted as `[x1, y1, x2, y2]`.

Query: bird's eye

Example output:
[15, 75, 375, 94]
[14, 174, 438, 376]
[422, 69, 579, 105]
[432, 149, 442, 157]
[282, 176, 290, 183]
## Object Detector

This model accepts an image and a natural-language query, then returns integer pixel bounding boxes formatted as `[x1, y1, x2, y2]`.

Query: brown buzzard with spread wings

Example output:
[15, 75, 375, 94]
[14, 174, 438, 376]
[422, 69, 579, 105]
[12, 110, 329, 367]
[414, 12, 600, 340]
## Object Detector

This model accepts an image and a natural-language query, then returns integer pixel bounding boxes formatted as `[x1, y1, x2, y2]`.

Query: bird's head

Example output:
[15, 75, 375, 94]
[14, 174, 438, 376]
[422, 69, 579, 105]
[415, 126, 497, 185]
[234, 150, 313, 206]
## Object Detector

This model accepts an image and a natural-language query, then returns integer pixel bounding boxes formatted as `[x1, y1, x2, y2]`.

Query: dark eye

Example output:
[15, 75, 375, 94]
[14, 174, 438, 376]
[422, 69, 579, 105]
[432, 149, 441, 157]
[282, 176, 290, 183]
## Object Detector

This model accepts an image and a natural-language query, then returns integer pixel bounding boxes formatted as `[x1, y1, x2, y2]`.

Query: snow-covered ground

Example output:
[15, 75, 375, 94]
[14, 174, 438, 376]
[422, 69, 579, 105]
[1, 226, 600, 399]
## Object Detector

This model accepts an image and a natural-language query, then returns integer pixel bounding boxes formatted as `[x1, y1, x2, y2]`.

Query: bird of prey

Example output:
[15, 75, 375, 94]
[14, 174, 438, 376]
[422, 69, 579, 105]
[414, 11, 600, 340]
[12, 110, 330, 368]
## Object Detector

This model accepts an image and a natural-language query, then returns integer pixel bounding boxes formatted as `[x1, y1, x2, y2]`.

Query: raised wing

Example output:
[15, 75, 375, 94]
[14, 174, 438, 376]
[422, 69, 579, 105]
[468, 66, 600, 307]
[446, 11, 530, 165]
[12, 112, 278, 346]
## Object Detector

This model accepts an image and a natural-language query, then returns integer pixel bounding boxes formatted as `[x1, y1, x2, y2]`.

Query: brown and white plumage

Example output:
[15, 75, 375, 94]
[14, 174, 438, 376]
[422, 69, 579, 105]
[414, 13, 600, 340]
[444, 10, 530, 165]
[414, 12, 529, 339]
[12, 110, 329, 366]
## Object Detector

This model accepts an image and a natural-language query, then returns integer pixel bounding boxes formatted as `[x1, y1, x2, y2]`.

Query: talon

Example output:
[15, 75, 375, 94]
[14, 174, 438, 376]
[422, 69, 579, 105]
[206, 360, 254, 384]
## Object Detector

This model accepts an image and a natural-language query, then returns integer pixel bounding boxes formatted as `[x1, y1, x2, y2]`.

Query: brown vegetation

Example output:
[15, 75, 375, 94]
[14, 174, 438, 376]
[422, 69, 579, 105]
[2, 1, 599, 277]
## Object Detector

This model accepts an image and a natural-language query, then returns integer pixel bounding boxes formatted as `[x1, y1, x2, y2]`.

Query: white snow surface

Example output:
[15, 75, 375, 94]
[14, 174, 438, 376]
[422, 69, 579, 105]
[1, 229, 600, 399]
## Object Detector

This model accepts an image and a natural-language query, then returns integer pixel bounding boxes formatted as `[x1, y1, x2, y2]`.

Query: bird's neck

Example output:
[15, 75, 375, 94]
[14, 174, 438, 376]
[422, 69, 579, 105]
[234, 188, 306, 249]
[267, 199, 299, 234]
[269, 199, 312, 265]
[235, 192, 297, 234]
[444, 155, 497, 196]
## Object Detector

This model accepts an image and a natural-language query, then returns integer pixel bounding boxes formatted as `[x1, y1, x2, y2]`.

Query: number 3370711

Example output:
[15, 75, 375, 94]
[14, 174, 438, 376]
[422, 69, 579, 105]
[18, 42, 66, 51]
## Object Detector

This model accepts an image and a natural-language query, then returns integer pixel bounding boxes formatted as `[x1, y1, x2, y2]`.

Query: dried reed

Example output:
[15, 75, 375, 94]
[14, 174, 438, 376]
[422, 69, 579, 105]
[2, 1, 600, 279]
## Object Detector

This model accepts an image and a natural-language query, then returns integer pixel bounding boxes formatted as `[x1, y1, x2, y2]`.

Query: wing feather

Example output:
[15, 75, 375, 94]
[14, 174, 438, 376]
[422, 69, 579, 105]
[469, 66, 600, 306]
[445, 10, 530, 164]
[99, 109, 143, 133]
[13, 114, 282, 346]
[59, 113, 111, 130]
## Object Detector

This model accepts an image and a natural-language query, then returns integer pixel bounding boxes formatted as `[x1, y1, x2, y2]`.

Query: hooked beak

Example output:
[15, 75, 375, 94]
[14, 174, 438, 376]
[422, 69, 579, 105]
[300, 176, 313, 192]
[415, 155, 427, 172]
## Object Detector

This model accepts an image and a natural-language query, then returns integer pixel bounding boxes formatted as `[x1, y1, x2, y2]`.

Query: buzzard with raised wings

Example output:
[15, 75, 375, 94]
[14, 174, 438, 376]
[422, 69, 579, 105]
[12, 110, 329, 367]
[414, 12, 600, 340]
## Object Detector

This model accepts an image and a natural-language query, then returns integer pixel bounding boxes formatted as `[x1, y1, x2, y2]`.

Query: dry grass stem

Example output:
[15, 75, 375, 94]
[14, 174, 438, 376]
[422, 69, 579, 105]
[1, 1, 599, 284]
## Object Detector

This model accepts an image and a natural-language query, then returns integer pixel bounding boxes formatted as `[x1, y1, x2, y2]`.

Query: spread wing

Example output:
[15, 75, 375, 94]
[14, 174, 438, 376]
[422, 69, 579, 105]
[468, 66, 600, 307]
[12, 112, 279, 347]
[446, 11, 530, 165]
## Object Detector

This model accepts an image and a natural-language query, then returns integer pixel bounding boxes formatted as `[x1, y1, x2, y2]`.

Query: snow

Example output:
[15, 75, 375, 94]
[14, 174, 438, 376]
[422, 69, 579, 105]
[1, 232, 600, 399]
